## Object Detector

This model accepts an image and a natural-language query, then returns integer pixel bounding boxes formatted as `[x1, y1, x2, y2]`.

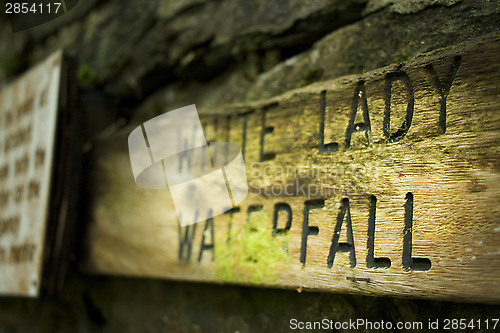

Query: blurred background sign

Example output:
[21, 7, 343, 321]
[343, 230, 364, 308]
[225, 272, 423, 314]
[0, 50, 79, 297]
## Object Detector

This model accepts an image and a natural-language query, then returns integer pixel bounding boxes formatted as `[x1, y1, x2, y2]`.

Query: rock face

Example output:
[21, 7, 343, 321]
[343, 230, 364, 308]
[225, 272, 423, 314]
[1, 0, 368, 102]
[364, 0, 463, 15]
[0, 0, 500, 332]
[1, 0, 498, 107]
[244, 0, 500, 101]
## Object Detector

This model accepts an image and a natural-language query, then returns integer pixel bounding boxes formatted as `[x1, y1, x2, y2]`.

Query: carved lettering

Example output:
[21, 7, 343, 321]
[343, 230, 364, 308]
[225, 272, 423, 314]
[198, 217, 215, 262]
[318, 90, 339, 153]
[383, 71, 414, 143]
[327, 198, 356, 269]
[366, 196, 391, 269]
[178, 222, 197, 262]
[425, 56, 462, 134]
[402, 193, 431, 271]
[346, 81, 372, 149]
[300, 200, 323, 265]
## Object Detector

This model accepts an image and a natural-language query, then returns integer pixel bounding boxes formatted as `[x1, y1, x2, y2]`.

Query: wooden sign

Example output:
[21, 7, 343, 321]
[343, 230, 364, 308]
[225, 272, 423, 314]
[83, 32, 500, 303]
[0, 51, 79, 297]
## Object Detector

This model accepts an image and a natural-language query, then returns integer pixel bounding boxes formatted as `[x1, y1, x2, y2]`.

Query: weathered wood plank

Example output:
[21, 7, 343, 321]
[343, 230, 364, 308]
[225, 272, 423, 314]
[83, 32, 500, 303]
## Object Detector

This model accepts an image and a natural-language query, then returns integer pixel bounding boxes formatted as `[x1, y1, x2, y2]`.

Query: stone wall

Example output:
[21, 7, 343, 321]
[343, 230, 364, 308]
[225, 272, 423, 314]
[1, 1, 499, 332]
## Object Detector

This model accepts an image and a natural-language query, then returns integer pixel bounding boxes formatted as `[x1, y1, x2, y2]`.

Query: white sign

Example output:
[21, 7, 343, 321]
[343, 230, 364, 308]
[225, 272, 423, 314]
[0, 51, 62, 296]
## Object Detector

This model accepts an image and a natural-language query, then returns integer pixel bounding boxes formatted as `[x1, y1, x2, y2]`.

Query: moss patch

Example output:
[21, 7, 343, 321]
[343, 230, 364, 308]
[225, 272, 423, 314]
[298, 68, 322, 87]
[77, 63, 98, 88]
[215, 210, 290, 284]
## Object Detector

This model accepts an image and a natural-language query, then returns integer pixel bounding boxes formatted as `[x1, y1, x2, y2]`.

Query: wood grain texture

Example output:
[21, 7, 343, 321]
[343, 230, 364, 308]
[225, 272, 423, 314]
[83, 32, 500, 303]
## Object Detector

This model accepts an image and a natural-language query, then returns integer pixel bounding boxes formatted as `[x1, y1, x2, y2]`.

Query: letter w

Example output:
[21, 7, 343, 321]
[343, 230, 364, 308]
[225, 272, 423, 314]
[178, 223, 197, 262]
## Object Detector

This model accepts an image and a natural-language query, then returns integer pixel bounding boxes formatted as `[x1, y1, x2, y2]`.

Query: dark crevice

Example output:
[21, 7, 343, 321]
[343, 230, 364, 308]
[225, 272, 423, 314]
[275, 1, 367, 59]
[170, 0, 212, 19]
[82, 291, 106, 326]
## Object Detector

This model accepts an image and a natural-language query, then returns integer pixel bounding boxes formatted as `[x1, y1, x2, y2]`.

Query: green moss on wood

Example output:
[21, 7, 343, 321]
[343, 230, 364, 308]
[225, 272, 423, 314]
[215, 210, 290, 284]
[298, 68, 322, 87]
